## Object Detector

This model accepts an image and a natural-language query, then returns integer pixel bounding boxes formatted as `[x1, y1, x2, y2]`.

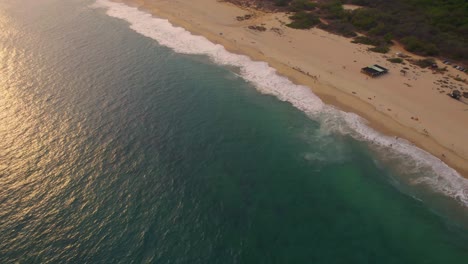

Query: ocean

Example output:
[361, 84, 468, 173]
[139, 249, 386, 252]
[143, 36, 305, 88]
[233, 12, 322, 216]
[0, 0, 467, 263]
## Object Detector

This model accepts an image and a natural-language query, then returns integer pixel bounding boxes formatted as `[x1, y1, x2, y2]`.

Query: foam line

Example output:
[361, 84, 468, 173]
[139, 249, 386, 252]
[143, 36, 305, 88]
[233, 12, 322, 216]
[93, 0, 468, 207]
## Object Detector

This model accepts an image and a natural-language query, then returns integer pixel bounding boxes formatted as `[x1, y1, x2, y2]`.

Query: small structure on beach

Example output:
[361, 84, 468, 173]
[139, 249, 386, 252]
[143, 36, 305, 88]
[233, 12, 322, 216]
[361, 64, 389, 77]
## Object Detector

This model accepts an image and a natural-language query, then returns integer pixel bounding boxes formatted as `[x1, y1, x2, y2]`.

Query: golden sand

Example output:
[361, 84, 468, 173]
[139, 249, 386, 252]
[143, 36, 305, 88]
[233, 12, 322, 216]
[112, 0, 468, 178]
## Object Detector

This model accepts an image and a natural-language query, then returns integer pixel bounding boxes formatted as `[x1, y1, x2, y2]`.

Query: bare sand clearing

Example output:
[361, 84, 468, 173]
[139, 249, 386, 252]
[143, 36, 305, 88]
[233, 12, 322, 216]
[342, 4, 363, 11]
[112, 0, 468, 178]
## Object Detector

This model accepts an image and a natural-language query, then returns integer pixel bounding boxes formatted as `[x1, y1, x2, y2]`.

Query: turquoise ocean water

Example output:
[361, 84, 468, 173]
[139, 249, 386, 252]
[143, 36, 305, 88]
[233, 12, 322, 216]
[0, 0, 467, 263]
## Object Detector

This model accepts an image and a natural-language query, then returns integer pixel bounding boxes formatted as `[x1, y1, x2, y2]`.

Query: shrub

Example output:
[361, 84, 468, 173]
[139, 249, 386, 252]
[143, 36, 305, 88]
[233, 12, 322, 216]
[274, 0, 291, 6]
[289, 0, 317, 12]
[324, 22, 357, 37]
[383, 33, 393, 44]
[287, 11, 320, 29]
[350, 9, 378, 31]
[352, 36, 381, 46]
[368, 23, 389, 36]
[368, 45, 390, 54]
[401, 36, 439, 56]
[320, 1, 346, 19]
[413, 58, 436, 68]
[387, 58, 403, 63]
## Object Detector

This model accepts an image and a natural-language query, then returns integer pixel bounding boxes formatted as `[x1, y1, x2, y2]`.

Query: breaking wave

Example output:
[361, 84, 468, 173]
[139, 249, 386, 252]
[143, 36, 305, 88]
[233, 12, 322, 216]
[93, 0, 467, 207]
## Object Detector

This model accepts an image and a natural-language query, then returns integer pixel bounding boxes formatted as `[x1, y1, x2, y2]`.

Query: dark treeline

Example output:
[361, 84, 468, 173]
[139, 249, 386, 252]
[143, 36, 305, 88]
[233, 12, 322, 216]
[268, 0, 468, 62]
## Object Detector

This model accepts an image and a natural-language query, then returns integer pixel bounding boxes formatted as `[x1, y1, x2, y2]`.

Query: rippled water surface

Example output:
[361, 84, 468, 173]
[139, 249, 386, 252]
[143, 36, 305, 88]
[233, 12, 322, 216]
[0, 0, 467, 263]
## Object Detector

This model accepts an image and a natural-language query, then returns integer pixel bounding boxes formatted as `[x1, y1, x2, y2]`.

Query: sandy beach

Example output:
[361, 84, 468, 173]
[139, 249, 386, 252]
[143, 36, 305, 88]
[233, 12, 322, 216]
[111, 0, 468, 178]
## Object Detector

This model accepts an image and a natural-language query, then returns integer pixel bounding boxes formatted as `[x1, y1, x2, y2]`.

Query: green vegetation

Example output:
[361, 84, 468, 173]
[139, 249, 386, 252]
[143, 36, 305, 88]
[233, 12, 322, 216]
[352, 36, 381, 46]
[351, 36, 389, 54]
[268, 0, 468, 61]
[287, 11, 320, 29]
[368, 45, 389, 54]
[400, 36, 439, 56]
[453, 76, 466, 83]
[346, 0, 467, 60]
[318, 22, 356, 37]
[413, 58, 436, 68]
[387, 58, 404, 64]
[273, 0, 291, 6]
[319, 0, 346, 20]
[288, 0, 317, 12]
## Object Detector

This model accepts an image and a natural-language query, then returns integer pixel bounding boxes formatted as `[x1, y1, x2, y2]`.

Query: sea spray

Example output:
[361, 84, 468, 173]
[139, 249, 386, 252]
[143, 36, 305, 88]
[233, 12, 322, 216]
[93, 0, 468, 207]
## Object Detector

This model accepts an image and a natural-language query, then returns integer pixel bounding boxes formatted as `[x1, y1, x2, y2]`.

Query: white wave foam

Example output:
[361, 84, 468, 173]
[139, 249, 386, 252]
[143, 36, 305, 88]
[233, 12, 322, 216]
[93, 0, 468, 207]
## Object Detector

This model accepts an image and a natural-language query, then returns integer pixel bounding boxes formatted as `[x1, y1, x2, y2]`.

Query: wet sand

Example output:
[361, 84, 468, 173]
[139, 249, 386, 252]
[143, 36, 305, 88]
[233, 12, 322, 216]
[112, 0, 468, 178]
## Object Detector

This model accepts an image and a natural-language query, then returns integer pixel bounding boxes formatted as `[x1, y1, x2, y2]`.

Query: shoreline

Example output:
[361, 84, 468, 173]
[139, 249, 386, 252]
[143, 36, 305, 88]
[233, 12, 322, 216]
[109, 0, 468, 179]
